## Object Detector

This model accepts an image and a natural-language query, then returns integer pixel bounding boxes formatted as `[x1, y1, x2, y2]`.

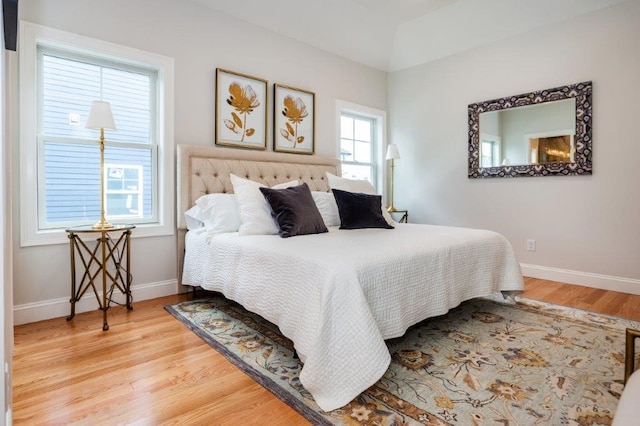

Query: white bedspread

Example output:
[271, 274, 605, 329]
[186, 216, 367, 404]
[182, 223, 524, 411]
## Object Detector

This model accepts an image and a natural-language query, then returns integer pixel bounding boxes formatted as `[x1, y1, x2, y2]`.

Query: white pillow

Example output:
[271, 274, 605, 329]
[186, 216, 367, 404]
[184, 205, 205, 230]
[326, 172, 395, 226]
[311, 191, 340, 227]
[230, 174, 299, 235]
[194, 193, 242, 233]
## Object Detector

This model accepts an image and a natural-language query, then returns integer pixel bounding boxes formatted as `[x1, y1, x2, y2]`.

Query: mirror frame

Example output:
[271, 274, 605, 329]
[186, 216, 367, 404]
[468, 81, 592, 178]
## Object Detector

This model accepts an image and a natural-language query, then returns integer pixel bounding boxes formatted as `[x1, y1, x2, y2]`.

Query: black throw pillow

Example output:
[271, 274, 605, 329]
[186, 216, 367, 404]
[332, 188, 394, 230]
[259, 183, 328, 238]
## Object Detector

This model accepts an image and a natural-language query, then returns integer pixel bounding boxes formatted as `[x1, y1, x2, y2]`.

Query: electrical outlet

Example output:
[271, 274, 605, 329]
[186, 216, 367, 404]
[527, 239, 536, 251]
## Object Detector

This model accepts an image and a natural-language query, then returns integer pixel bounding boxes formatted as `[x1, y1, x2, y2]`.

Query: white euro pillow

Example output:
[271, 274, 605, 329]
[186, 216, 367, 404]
[311, 191, 341, 227]
[194, 193, 241, 233]
[230, 174, 299, 235]
[326, 172, 395, 226]
[184, 205, 205, 230]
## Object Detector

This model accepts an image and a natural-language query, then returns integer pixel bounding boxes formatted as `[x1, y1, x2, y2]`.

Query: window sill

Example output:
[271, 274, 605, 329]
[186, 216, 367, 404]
[20, 222, 174, 247]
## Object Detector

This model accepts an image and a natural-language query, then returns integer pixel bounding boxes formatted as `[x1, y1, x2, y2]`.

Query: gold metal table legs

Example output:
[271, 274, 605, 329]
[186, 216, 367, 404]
[66, 225, 134, 330]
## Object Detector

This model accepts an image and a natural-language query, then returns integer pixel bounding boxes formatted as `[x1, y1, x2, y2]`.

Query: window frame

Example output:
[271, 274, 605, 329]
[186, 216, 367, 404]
[37, 46, 158, 229]
[19, 21, 175, 246]
[480, 133, 501, 167]
[336, 100, 386, 194]
[339, 112, 377, 186]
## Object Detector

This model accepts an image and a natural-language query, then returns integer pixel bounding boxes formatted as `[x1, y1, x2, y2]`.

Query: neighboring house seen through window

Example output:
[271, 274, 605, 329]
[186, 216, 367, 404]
[104, 164, 144, 218]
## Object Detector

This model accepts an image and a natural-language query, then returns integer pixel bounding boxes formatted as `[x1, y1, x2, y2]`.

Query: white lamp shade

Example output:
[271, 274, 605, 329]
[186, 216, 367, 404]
[385, 144, 400, 160]
[85, 101, 117, 130]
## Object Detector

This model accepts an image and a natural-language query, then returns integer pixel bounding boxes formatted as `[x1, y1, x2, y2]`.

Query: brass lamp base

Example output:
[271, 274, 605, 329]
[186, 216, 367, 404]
[93, 218, 114, 229]
[387, 205, 399, 212]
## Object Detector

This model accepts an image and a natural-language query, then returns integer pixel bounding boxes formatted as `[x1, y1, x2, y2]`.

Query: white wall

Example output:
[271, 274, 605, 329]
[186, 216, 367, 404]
[11, 0, 387, 323]
[388, 1, 640, 293]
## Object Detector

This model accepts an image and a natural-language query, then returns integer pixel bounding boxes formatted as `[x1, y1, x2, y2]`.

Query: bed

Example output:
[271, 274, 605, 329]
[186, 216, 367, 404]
[176, 144, 525, 411]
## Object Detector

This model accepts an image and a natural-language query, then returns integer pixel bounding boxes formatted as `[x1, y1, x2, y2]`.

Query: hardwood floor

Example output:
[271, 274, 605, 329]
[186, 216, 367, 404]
[12, 278, 640, 425]
[522, 277, 640, 321]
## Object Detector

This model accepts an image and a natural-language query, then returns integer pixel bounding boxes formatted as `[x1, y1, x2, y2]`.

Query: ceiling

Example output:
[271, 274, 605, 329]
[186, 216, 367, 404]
[192, 0, 628, 72]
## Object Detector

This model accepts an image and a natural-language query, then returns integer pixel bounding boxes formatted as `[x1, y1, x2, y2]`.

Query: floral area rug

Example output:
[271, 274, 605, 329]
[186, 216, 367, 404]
[165, 294, 639, 425]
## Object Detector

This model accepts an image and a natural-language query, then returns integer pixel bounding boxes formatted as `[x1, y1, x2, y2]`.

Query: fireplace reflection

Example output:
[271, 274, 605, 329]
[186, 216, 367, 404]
[529, 135, 573, 164]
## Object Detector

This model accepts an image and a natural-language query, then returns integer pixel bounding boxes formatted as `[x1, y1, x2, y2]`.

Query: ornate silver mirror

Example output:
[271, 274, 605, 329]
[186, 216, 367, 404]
[468, 81, 592, 178]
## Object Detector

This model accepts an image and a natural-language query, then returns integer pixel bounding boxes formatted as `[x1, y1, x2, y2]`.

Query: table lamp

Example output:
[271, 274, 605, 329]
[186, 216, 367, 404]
[386, 144, 400, 212]
[85, 100, 117, 229]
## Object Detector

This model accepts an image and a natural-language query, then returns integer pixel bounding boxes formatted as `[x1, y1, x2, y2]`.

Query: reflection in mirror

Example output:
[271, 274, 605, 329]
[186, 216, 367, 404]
[468, 81, 592, 178]
[479, 99, 576, 166]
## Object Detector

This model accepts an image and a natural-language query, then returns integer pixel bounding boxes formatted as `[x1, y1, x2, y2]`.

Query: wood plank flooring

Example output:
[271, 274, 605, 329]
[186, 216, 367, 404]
[12, 277, 640, 425]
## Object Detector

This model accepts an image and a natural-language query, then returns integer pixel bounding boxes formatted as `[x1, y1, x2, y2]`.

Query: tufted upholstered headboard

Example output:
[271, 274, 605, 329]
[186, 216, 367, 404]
[176, 144, 340, 285]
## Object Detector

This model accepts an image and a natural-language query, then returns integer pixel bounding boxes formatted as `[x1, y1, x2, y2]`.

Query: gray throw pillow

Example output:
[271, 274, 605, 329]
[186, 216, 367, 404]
[332, 188, 394, 230]
[260, 183, 329, 238]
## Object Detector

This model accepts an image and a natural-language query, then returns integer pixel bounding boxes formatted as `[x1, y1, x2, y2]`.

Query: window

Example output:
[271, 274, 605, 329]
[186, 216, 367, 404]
[20, 23, 175, 246]
[337, 101, 386, 192]
[481, 140, 495, 167]
[480, 134, 501, 167]
[340, 113, 377, 184]
[39, 49, 155, 227]
[105, 165, 143, 218]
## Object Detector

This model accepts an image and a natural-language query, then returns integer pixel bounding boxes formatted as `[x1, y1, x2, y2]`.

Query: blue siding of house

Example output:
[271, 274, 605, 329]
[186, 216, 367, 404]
[44, 143, 152, 223]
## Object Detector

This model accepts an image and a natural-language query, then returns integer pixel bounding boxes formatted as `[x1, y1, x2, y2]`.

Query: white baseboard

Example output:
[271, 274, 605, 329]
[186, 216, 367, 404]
[13, 279, 179, 326]
[14, 267, 640, 325]
[521, 263, 640, 295]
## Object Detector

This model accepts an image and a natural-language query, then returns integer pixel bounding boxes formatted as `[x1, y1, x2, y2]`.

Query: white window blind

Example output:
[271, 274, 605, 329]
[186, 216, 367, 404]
[38, 48, 157, 229]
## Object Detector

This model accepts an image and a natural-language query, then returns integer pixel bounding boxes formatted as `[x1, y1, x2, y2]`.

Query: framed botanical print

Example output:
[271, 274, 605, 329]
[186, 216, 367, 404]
[215, 68, 267, 150]
[273, 84, 315, 154]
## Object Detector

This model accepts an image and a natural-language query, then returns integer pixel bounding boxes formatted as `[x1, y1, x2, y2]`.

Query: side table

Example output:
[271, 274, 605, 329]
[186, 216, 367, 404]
[66, 224, 135, 330]
[389, 209, 408, 223]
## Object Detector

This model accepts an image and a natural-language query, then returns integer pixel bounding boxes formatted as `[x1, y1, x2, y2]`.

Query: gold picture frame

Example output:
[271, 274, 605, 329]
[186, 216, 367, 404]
[273, 84, 315, 154]
[215, 68, 267, 150]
